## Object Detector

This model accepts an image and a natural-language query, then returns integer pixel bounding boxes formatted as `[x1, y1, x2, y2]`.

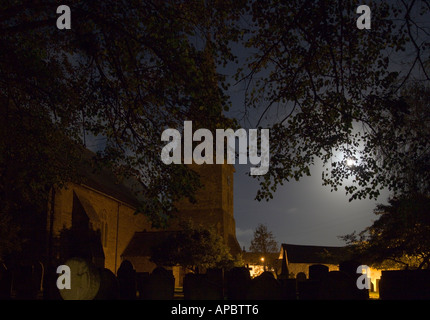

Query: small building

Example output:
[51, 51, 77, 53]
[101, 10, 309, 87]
[279, 243, 383, 292]
[279, 243, 348, 279]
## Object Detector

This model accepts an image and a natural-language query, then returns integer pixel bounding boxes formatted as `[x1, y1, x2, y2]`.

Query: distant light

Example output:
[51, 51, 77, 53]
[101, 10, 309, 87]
[260, 257, 265, 262]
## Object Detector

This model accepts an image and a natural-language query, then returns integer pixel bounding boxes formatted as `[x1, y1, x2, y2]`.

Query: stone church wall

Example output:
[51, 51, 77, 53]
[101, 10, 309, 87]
[49, 182, 151, 273]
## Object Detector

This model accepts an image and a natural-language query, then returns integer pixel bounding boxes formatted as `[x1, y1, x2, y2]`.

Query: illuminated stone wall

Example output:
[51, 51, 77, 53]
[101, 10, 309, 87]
[48, 182, 152, 273]
[48, 163, 241, 277]
[174, 163, 240, 255]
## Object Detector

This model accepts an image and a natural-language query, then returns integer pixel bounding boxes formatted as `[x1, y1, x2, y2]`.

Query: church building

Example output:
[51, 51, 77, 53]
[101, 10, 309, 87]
[46, 151, 240, 285]
[121, 163, 241, 286]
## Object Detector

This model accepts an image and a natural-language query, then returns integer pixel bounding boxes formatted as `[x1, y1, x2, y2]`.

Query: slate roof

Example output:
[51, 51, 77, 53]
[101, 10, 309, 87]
[280, 243, 350, 265]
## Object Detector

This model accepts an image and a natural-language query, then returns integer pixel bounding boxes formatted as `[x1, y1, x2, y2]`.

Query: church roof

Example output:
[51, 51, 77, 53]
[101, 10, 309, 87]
[121, 231, 178, 257]
[77, 148, 142, 207]
[280, 243, 350, 265]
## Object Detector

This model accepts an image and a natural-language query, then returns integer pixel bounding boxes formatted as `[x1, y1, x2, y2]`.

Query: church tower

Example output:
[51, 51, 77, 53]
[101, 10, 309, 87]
[174, 163, 241, 256]
[171, 34, 241, 255]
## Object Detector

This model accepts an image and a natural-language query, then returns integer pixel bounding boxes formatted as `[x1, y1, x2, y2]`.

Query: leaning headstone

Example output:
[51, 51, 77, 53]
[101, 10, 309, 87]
[0, 263, 12, 300]
[117, 260, 136, 300]
[247, 272, 282, 300]
[225, 267, 251, 300]
[94, 268, 119, 300]
[309, 264, 329, 282]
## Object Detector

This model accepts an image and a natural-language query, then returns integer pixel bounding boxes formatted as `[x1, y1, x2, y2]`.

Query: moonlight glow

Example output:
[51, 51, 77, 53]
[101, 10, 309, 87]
[346, 158, 356, 167]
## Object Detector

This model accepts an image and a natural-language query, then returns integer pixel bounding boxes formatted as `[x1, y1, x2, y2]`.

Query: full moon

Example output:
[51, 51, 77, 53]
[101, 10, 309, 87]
[346, 158, 356, 167]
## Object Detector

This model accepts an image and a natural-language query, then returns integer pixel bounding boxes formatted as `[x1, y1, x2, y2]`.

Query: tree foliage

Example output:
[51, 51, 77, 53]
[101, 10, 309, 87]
[150, 221, 239, 272]
[249, 224, 278, 271]
[0, 0, 245, 240]
[238, 0, 430, 201]
[249, 223, 278, 254]
[341, 194, 430, 270]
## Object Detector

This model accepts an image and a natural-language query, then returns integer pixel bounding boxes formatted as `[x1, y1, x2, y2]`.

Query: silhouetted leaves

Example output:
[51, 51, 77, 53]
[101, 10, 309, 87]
[238, 0, 430, 201]
[0, 0, 245, 236]
[151, 221, 236, 272]
[342, 194, 430, 269]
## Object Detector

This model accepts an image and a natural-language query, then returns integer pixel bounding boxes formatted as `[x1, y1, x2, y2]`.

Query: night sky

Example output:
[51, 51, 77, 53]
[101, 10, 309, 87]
[233, 161, 389, 250]
[228, 81, 390, 250]
[222, 36, 393, 250]
[220, 10, 404, 251]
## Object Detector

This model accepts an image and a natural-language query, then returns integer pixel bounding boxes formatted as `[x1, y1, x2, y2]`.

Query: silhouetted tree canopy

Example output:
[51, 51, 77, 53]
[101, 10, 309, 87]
[0, 0, 245, 245]
[150, 221, 238, 272]
[249, 223, 278, 254]
[238, 0, 430, 201]
[341, 193, 430, 270]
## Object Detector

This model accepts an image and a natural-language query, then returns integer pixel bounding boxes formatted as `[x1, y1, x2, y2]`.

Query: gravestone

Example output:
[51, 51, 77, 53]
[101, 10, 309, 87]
[317, 271, 358, 300]
[296, 272, 307, 282]
[184, 272, 224, 300]
[136, 272, 150, 299]
[94, 268, 119, 300]
[143, 267, 174, 300]
[339, 260, 360, 276]
[297, 280, 320, 300]
[380, 270, 430, 300]
[183, 273, 204, 300]
[117, 260, 136, 300]
[309, 264, 329, 282]
[247, 272, 282, 300]
[225, 267, 251, 300]
[339, 260, 369, 300]
[59, 257, 101, 300]
[205, 268, 224, 299]
[280, 278, 297, 300]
